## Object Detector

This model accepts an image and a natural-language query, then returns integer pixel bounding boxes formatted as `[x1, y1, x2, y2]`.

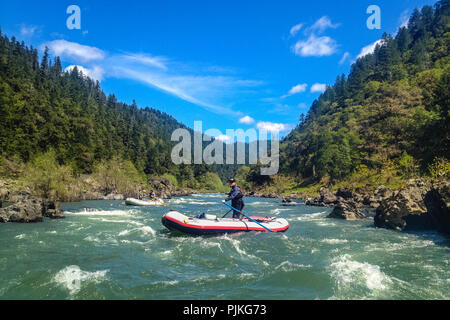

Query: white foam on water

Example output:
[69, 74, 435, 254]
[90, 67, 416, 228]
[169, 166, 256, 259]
[83, 236, 101, 243]
[140, 226, 156, 236]
[87, 218, 143, 226]
[118, 230, 130, 236]
[322, 239, 348, 245]
[200, 241, 223, 252]
[53, 265, 108, 296]
[118, 226, 156, 237]
[246, 201, 268, 206]
[270, 208, 292, 215]
[329, 254, 393, 297]
[275, 261, 312, 272]
[152, 280, 179, 287]
[315, 221, 337, 227]
[65, 209, 134, 216]
[225, 236, 247, 256]
[15, 234, 26, 239]
[191, 193, 223, 198]
[295, 211, 328, 221]
[46, 231, 57, 234]
[168, 198, 217, 205]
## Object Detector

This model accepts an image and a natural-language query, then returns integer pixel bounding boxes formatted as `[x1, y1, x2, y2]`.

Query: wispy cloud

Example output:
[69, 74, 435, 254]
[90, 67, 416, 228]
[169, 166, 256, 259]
[290, 23, 303, 37]
[290, 16, 340, 58]
[43, 40, 106, 62]
[310, 83, 327, 93]
[20, 24, 39, 37]
[292, 34, 338, 57]
[339, 52, 350, 65]
[215, 134, 231, 142]
[399, 9, 411, 29]
[113, 66, 242, 116]
[239, 115, 255, 125]
[256, 121, 291, 133]
[120, 53, 168, 70]
[41, 39, 263, 117]
[281, 83, 307, 98]
[357, 39, 384, 59]
[305, 16, 340, 35]
[65, 65, 105, 82]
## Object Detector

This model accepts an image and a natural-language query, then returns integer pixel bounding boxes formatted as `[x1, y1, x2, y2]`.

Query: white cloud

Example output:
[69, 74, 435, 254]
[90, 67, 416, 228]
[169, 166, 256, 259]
[215, 135, 231, 142]
[339, 52, 350, 65]
[20, 24, 38, 37]
[121, 53, 168, 70]
[290, 23, 303, 37]
[399, 9, 411, 29]
[306, 16, 340, 34]
[298, 102, 308, 109]
[256, 121, 291, 133]
[45, 39, 260, 116]
[293, 34, 338, 57]
[357, 39, 384, 59]
[44, 40, 106, 62]
[310, 83, 327, 93]
[288, 83, 308, 95]
[65, 65, 105, 82]
[282, 83, 308, 98]
[112, 66, 247, 116]
[239, 115, 255, 125]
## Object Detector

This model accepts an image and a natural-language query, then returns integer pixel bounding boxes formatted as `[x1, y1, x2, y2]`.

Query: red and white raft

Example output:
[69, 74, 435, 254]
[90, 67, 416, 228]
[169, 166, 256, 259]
[161, 210, 289, 235]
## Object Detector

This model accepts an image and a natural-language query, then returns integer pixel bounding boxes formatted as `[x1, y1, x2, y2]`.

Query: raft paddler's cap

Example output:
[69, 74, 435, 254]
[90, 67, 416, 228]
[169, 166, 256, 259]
[228, 178, 236, 184]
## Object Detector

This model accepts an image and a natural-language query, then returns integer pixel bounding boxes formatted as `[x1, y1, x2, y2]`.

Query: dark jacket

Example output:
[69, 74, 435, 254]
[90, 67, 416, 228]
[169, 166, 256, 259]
[225, 185, 243, 202]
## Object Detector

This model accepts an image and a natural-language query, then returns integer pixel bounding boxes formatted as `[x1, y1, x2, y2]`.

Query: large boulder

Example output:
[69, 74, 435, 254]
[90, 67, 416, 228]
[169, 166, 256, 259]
[0, 199, 65, 223]
[304, 187, 338, 207]
[374, 180, 432, 231]
[423, 181, 450, 234]
[319, 187, 338, 205]
[0, 199, 44, 223]
[363, 185, 395, 208]
[41, 200, 65, 219]
[328, 201, 366, 220]
[148, 177, 176, 199]
[336, 188, 354, 200]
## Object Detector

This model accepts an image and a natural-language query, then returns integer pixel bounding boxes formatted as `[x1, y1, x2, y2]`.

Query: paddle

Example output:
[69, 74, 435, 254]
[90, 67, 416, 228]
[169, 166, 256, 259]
[222, 209, 232, 218]
[222, 202, 273, 232]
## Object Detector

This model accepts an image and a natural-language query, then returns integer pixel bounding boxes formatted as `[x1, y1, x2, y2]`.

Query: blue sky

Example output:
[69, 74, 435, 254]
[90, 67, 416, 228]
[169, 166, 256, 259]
[0, 0, 438, 140]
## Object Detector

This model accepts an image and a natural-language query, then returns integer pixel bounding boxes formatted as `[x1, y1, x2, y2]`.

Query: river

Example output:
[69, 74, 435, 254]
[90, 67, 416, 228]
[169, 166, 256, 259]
[0, 194, 449, 300]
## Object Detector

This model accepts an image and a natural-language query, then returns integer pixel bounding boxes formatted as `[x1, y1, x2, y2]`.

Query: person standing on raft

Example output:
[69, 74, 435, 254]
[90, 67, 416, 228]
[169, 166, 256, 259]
[222, 179, 245, 219]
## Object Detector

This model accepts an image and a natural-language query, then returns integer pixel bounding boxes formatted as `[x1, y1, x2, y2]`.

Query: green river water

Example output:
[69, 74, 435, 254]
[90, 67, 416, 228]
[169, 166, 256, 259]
[0, 194, 449, 300]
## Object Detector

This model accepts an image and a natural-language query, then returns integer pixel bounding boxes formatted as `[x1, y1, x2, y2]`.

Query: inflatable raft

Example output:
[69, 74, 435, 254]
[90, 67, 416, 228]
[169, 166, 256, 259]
[125, 198, 165, 206]
[161, 211, 289, 235]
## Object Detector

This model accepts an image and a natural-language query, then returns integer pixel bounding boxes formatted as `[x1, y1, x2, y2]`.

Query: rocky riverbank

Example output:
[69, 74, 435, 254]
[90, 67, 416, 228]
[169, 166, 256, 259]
[297, 179, 450, 235]
[0, 195, 64, 223]
[0, 176, 197, 224]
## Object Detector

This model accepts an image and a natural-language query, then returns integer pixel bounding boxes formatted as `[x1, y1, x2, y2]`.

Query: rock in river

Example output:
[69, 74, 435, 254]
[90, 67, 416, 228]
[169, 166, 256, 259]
[0, 199, 44, 223]
[327, 201, 366, 220]
[374, 180, 433, 231]
[0, 199, 65, 223]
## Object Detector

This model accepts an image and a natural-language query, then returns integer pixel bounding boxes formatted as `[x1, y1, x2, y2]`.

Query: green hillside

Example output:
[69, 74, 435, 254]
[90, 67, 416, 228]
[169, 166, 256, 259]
[276, 0, 449, 191]
[0, 30, 232, 193]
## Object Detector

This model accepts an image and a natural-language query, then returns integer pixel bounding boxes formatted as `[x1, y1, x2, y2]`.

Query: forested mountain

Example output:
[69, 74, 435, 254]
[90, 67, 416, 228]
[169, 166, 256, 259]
[279, 0, 449, 186]
[0, 31, 184, 175]
[0, 29, 228, 191]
